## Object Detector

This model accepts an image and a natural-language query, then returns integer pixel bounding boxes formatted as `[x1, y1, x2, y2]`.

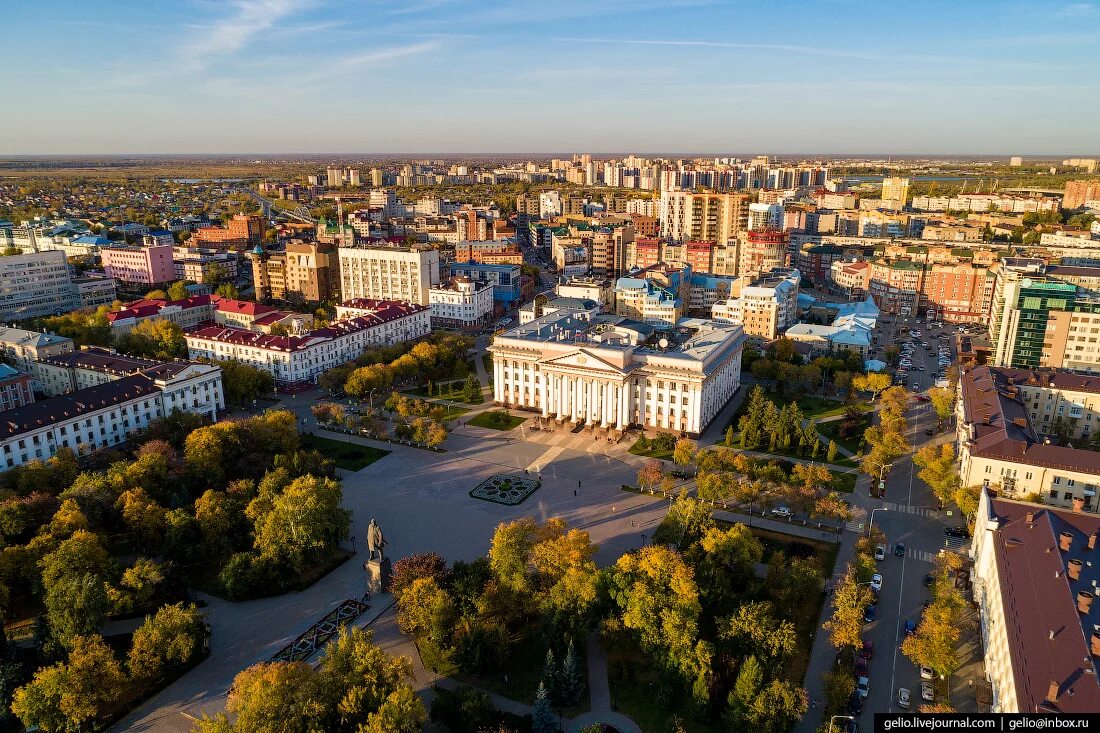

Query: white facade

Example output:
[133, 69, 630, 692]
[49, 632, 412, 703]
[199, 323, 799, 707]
[710, 269, 799, 339]
[489, 313, 745, 436]
[0, 250, 79, 320]
[539, 191, 562, 219]
[338, 244, 441, 305]
[428, 278, 494, 327]
[187, 303, 430, 387]
[0, 365, 223, 471]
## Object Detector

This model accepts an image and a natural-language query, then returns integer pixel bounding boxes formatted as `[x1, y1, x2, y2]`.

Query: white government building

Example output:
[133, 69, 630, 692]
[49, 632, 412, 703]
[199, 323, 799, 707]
[489, 312, 746, 436]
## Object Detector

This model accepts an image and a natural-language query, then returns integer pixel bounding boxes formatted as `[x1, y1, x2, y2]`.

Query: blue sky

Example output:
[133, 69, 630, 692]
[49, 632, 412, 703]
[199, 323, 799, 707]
[2, 0, 1099, 155]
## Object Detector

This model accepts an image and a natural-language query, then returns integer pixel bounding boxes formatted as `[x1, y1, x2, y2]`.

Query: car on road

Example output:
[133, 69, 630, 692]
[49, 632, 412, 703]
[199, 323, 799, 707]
[874, 544, 886, 561]
[860, 640, 874, 660]
[914, 395, 930, 402]
[925, 428, 934, 436]
[898, 687, 911, 709]
[856, 676, 870, 698]
[771, 505, 792, 518]
[944, 526, 969, 538]
[920, 665, 934, 680]
[854, 657, 869, 678]
[894, 543, 906, 556]
[870, 573, 883, 592]
[905, 619, 917, 636]
[918, 365, 926, 371]
[921, 681, 935, 702]
[924, 573, 934, 587]
[863, 604, 877, 623]
[847, 690, 863, 716]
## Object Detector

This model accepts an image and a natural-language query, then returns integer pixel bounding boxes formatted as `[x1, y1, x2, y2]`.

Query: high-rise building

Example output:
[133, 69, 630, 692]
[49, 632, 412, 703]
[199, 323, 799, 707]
[250, 240, 341, 302]
[738, 229, 789, 280]
[1065, 180, 1100, 209]
[193, 214, 265, 249]
[659, 191, 749, 243]
[338, 243, 440, 306]
[99, 243, 176, 285]
[711, 268, 800, 340]
[1010, 156, 1023, 167]
[880, 177, 910, 210]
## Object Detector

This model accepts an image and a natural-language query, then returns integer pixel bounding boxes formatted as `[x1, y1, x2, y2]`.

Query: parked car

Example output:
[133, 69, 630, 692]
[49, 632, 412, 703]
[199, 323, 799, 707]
[863, 604, 877, 623]
[894, 543, 906, 557]
[924, 573, 934, 587]
[857, 676, 870, 698]
[921, 665, 934, 680]
[860, 640, 874, 660]
[921, 681, 935, 702]
[905, 619, 917, 636]
[897, 687, 911, 709]
[854, 657, 869, 678]
[914, 395, 930, 402]
[874, 544, 886, 561]
[848, 690, 863, 716]
[925, 428, 934, 436]
[945, 526, 969, 538]
[771, 505, 792, 518]
[870, 573, 883, 592]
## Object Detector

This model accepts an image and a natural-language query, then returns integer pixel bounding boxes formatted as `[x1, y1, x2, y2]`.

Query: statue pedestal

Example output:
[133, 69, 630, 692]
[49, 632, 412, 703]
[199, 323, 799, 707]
[365, 557, 392, 594]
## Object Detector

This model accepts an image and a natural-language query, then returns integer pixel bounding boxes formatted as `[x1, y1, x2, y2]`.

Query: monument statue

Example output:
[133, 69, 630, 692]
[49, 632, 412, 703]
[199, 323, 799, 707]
[366, 518, 387, 562]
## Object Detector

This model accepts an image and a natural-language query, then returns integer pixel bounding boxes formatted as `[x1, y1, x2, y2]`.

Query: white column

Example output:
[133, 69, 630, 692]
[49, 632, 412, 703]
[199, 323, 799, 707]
[493, 359, 503, 402]
[541, 373, 550, 417]
[589, 379, 599, 424]
[607, 383, 617, 428]
[619, 383, 629, 428]
[572, 377, 581, 422]
[558, 375, 566, 419]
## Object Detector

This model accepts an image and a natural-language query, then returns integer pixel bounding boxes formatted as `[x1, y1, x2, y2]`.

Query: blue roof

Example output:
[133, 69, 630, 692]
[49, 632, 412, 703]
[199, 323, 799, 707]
[0, 364, 23, 379]
[72, 235, 110, 245]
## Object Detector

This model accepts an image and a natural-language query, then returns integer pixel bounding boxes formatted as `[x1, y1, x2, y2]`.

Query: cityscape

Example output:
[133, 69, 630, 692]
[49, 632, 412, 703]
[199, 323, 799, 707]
[2, 2, 1100, 733]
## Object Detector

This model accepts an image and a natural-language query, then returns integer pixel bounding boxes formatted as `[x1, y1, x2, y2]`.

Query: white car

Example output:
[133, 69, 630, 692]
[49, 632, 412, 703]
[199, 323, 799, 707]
[920, 665, 934, 680]
[771, 505, 792, 518]
[874, 544, 886, 561]
[897, 687, 911, 709]
[921, 681, 935, 702]
[857, 676, 870, 698]
[870, 573, 883, 592]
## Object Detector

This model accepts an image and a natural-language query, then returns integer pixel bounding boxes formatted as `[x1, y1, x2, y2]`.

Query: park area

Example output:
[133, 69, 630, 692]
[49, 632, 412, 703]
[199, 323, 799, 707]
[300, 433, 391, 471]
[467, 409, 527, 431]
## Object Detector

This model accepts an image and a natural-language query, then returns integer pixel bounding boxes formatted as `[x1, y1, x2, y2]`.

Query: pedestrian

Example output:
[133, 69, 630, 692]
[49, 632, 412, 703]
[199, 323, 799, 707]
[630, 520, 636, 528]
[574, 488, 577, 497]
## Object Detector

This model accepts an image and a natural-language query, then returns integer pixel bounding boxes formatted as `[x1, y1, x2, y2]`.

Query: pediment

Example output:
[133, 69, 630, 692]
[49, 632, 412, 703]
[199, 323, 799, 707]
[539, 349, 625, 375]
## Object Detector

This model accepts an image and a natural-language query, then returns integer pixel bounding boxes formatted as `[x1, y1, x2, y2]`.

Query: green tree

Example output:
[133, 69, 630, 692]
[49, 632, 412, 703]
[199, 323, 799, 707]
[914, 443, 961, 507]
[724, 654, 762, 728]
[823, 669, 856, 716]
[116, 318, 187, 359]
[531, 682, 556, 733]
[851, 372, 891, 401]
[719, 601, 797, 668]
[11, 634, 126, 733]
[252, 475, 350, 572]
[559, 639, 583, 706]
[39, 530, 111, 646]
[215, 282, 240, 299]
[197, 662, 328, 733]
[747, 679, 808, 733]
[167, 280, 190, 300]
[725, 425, 735, 447]
[827, 439, 838, 463]
[395, 577, 455, 647]
[319, 627, 423, 730]
[128, 602, 207, 681]
[216, 360, 275, 406]
[927, 387, 955, 428]
[540, 648, 558, 702]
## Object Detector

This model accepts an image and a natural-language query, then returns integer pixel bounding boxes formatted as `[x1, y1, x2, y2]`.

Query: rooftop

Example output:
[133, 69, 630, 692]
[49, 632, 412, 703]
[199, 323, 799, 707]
[0, 375, 160, 441]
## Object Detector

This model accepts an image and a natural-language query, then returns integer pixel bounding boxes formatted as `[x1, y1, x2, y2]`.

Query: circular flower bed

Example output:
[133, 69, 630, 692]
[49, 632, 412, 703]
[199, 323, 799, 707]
[470, 474, 541, 505]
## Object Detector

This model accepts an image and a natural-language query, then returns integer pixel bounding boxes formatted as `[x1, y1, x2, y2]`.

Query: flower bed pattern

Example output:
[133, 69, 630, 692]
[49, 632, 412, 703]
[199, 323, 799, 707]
[470, 474, 541, 505]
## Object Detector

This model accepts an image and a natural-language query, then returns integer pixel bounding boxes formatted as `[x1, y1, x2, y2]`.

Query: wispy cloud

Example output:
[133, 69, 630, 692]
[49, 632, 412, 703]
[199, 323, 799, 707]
[551, 36, 890, 61]
[181, 0, 313, 64]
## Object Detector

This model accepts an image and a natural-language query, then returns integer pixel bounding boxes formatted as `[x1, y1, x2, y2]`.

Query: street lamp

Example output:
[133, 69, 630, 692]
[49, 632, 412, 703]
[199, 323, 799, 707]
[867, 507, 888, 537]
[829, 714, 854, 733]
[367, 387, 379, 414]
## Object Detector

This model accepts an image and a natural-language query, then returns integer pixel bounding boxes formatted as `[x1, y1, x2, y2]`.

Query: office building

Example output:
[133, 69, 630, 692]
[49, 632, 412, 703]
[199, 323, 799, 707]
[1009, 156, 1023, 167]
[0, 250, 83, 320]
[489, 312, 746, 436]
[100, 243, 175, 285]
[0, 364, 224, 470]
[187, 301, 429, 389]
[172, 246, 237, 284]
[250, 240, 340, 302]
[192, 214, 265, 249]
[614, 274, 682, 326]
[0, 365, 35, 411]
[0, 327, 75, 378]
[450, 261, 521, 303]
[338, 243, 441, 306]
[786, 295, 879, 357]
[454, 240, 523, 265]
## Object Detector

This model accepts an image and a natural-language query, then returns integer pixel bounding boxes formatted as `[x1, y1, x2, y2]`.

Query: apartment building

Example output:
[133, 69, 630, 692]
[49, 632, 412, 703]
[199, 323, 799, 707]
[489, 312, 746, 436]
[0, 364, 223, 470]
[738, 229, 789, 280]
[427, 277, 494, 327]
[250, 240, 341, 303]
[32, 346, 204, 397]
[186, 301, 429, 388]
[614, 275, 682, 326]
[880, 177, 909, 210]
[450, 261, 522, 303]
[970, 490, 1100, 713]
[172, 246, 238, 284]
[956, 365, 1100, 512]
[829, 260, 872, 297]
[338, 243, 440, 306]
[710, 268, 800, 340]
[912, 194, 1061, 213]
[659, 191, 749, 243]
[454, 239, 523, 265]
[0, 327, 75, 379]
[1064, 180, 1100, 210]
[556, 277, 614, 309]
[100, 243, 175, 285]
[0, 365, 34, 411]
[192, 214, 265, 249]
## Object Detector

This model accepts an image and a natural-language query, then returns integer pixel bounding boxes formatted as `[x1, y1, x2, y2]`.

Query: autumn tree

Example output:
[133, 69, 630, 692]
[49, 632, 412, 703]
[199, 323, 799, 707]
[637, 459, 665, 490]
[252, 475, 350, 572]
[927, 387, 955, 429]
[914, 443, 960, 506]
[128, 602, 207, 680]
[11, 634, 126, 732]
[115, 318, 187, 360]
[851, 372, 891, 401]
[672, 438, 698, 468]
[39, 530, 112, 646]
[823, 564, 873, 651]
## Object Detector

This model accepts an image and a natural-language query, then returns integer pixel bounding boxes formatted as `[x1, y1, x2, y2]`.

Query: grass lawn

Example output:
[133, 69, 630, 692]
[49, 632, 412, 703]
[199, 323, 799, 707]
[606, 638, 720, 733]
[300, 433, 390, 471]
[430, 403, 471, 421]
[409, 379, 484, 405]
[817, 413, 872, 455]
[730, 391, 870, 429]
[467, 411, 527, 430]
[628, 444, 674, 461]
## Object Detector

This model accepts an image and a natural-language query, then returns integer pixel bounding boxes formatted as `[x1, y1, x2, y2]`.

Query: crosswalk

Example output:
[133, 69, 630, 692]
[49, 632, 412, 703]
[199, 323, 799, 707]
[908, 548, 938, 562]
[883, 501, 939, 518]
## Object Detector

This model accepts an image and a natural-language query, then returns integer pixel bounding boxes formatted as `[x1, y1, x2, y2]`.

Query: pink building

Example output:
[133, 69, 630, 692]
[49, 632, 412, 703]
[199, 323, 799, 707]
[100, 244, 175, 285]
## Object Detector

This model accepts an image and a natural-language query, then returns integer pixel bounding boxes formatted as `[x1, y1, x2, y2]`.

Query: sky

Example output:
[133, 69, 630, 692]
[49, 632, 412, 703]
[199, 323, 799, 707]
[2, 0, 1099, 155]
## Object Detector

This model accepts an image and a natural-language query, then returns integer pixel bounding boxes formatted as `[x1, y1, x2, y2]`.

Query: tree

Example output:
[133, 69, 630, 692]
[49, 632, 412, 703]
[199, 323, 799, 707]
[116, 318, 187, 360]
[360, 686, 426, 733]
[955, 484, 981, 519]
[145, 289, 169, 300]
[206, 262, 230, 285]
[724, 654, 762, 728]
[901, 602, 964, 679]
[725, 426, 735, 447]
[252, 475, 349, 572]
[719, 601, 797, 667]
[851, 372, 891, 401]
[215, 282, 240, 299]
[390, 552, 449, 601]
[319, 627, 423, 730]
[823, 669, 856, 716]
[39, 530, 111, 646]
[531, 682, 556, 733]
[927, 387, 955, 428]
[167, 280, 190, 300]
[662, 494, 715, 548]
[197, 662, 328, 733]
[673, 438, 697, 468]
[914, 443, 960, 507]
[11, 634, 125, 732]
[462, 374, 481, 403]
[695, 524, 764, 598]
[559, 639, 583, 706]
[395, 577, 455, 647]
[637, 459, 665, 490]
[747, 680, 808, 733]
[128, 602, 206, 681]
[346, 364, 393, 400]
[823, 564, 873, 651]
[216, 360, 275, 406]
[540, 648, 558, 702]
